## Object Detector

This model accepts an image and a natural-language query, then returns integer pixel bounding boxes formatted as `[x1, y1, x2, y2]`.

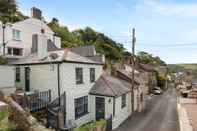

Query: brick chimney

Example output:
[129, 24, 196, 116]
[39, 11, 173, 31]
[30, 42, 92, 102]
[31, 7, 42, 20]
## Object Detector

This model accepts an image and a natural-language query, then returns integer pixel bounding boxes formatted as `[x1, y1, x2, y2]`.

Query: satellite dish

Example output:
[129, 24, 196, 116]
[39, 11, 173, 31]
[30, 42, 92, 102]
[49, 53, 58, 60]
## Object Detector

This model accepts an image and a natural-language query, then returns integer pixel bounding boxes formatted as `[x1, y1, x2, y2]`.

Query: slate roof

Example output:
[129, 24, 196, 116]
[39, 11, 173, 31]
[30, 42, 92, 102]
[116, 69, 140, 84]
[47, 40, 59, 51]
[10, 49, 103, 65]
[89, 74, 131, 97]
[70, 45, 96, 57]
[139, 64, 156, 72]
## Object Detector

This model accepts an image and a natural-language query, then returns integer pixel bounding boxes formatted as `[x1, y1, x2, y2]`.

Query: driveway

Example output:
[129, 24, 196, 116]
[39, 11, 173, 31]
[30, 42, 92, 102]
[114, 87, 180, 131]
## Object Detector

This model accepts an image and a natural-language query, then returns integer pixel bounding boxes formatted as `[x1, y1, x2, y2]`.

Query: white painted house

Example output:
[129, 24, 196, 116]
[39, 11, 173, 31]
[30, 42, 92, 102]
[11, 46, 104, 126]
[89, 73, 139, 129]
[0, 7, 61, 60]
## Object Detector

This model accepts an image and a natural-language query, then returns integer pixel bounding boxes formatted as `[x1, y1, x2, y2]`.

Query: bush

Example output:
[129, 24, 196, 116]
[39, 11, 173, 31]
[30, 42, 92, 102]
[0, 56, 8, 65]
[157, 75, 166, 88]
[75, 120, 106, 131]
[0, 110, 16, 131]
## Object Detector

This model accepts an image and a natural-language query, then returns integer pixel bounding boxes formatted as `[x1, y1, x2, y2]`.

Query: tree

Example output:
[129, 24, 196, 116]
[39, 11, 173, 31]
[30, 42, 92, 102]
[137, 51, 166, 66]
[0, 0, 17, 23]
[72, 27, 125, 61]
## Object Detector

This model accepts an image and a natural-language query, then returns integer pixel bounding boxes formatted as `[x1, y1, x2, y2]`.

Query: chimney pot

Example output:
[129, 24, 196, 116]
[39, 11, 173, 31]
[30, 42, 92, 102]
[31, 7, 42, 20]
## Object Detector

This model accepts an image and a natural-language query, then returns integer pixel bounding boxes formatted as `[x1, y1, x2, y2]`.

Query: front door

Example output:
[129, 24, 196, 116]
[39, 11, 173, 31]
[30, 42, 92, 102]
[25, 67, 30, 92]
[96, 97, 105, 121]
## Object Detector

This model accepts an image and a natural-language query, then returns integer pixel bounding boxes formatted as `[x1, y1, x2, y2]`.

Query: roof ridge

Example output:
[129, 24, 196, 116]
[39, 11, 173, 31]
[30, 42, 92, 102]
[101, 75, 117, 97]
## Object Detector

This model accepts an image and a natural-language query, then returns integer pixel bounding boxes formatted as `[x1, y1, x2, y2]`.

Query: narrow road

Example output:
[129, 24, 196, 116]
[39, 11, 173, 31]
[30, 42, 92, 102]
[114, 87, 180, 131]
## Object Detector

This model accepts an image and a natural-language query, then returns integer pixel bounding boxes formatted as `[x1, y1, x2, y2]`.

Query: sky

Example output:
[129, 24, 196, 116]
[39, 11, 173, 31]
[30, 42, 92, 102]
[17, 0, 197, 64]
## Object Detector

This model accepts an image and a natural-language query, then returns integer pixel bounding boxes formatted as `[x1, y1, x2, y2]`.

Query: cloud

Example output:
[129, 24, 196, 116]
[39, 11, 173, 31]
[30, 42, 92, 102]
[137, 0, 197, 18]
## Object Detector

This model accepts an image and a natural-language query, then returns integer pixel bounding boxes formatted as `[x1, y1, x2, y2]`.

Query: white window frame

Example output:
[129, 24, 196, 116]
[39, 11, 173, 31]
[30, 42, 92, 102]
[12, 29, 21, 41]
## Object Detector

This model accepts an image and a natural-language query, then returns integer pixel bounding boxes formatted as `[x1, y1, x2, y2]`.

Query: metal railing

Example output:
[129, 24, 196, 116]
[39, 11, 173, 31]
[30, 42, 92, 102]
[23, 90, 51, 112]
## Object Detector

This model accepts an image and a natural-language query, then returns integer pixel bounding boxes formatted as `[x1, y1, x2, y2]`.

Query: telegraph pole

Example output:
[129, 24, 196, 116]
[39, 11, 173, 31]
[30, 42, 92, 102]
[131, 28, 136, 112]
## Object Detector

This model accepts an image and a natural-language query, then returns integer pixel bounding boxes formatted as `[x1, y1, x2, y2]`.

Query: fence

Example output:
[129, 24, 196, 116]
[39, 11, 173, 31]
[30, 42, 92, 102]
[24, 90, 51, 112]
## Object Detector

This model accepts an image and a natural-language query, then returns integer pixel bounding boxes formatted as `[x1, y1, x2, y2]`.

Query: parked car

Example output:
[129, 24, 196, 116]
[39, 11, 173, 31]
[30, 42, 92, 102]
[152, 87, 163, 95]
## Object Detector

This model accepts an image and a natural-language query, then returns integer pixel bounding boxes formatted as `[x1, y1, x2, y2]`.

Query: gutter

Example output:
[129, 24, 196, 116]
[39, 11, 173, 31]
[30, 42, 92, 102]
[10, 60, 104, 66]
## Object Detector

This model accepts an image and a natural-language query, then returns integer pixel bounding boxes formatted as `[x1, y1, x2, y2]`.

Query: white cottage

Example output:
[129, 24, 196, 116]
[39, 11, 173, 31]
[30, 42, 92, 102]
[89, 73, 139, 129]
[0, 7, 61, 60]
[11, 46, 104, 126]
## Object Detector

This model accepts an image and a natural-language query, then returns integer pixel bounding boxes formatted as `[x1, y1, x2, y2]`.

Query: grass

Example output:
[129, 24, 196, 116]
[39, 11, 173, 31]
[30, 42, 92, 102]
[178, 64, 197, 70]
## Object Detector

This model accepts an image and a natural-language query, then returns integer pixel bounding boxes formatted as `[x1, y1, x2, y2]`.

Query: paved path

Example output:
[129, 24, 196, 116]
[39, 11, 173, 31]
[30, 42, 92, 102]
[114, 88, 180, 131]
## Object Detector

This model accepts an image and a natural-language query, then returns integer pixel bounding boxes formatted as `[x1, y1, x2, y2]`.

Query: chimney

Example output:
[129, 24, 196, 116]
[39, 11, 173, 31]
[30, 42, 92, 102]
[31, 7, 42, 20]
[37, 34, 48, 59]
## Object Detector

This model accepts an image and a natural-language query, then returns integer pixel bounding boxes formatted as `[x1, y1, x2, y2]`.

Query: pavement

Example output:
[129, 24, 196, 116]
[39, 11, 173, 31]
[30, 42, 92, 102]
[182, 102, 197, 131]
[114, 87, 180, 131]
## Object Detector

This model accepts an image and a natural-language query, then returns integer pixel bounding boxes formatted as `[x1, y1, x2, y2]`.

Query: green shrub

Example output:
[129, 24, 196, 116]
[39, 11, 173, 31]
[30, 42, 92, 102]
[0, 56, 8, 65]
[75, 119, 106, 131]
[0, 110, 16, 131]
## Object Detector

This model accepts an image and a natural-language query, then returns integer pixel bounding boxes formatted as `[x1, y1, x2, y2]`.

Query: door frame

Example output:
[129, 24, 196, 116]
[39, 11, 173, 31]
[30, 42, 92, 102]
[25, 67, 30, 92]
[95, 97, 105, 121]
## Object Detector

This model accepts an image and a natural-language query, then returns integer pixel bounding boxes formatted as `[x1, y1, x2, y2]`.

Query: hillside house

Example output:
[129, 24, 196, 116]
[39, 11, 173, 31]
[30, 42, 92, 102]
[139, 64, 157, 93]
[11, 45, 104, 127]
[0, 7, 61, 60]
[116, 69, 146, 112]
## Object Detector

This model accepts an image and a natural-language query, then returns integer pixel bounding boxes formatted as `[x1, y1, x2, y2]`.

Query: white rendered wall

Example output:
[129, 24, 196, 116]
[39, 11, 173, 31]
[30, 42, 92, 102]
[0, 19, 61, 57]
[112, 93, 132, 129]
[0, 66, 15, 88]
[15, 62, 103, 127]
[60, 63, 103, 126]
[15, 64, 59, 100]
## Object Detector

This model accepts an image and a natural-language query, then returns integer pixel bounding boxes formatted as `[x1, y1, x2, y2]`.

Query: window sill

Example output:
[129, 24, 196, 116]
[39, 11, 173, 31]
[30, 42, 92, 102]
[12, 39, 21, 41]
[75, 112, 89, 120]
[76, 82, 84, 85]
[121, 106, 126, 109]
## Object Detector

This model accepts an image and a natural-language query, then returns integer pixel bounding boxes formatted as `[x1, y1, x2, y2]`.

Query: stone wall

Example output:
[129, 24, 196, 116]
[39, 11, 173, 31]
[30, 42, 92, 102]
[0, 91, 53, 131]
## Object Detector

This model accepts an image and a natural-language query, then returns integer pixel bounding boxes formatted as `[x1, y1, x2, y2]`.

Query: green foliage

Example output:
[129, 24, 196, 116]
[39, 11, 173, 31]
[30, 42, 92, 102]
[48, 18, 125, 61]
[137, 51, 166, 66]
[48, 18, 84, 48]
[72, 27, 125, 61]
[0, 0, 27, 23]
[0, 56, 7, 65]
[155, 71, 166, 88]
[75, 120, 106, 131]
[167, 64, 185, 73]
[0, 110, 16, 131]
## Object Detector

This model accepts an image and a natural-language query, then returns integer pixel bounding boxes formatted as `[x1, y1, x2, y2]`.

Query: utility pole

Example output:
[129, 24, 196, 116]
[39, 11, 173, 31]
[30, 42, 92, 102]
[131, 28, 136, 112]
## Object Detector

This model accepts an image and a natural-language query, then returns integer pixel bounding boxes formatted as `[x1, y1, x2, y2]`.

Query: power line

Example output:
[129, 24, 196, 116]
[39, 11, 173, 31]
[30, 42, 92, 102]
[121, 41, 197, 47]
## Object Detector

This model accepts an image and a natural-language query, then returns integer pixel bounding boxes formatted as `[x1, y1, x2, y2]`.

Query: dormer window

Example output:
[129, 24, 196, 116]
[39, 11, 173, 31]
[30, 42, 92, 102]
[12, 29, 21, 41]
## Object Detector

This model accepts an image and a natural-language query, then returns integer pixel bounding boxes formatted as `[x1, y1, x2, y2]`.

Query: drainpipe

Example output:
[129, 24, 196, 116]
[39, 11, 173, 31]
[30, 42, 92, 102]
[113, 97, 115, 117]
[57, 63, 61, 106]
[2, 23, 6, 56]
